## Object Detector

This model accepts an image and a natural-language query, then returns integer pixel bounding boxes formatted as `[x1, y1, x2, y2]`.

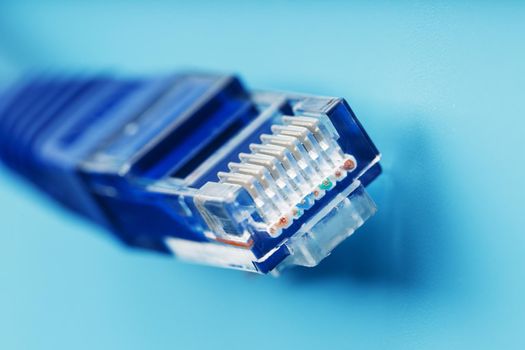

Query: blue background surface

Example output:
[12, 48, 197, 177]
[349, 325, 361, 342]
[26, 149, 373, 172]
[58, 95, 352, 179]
[1, 1, 524, 349]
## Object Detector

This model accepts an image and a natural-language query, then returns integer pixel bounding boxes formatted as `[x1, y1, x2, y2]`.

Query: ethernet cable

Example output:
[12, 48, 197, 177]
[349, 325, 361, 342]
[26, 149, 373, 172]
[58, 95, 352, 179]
[0, 72, 381, 274]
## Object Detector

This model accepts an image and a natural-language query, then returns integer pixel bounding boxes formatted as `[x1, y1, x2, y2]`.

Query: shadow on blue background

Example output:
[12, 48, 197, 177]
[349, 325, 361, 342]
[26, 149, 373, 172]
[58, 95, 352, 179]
[289, 109, 458, 290]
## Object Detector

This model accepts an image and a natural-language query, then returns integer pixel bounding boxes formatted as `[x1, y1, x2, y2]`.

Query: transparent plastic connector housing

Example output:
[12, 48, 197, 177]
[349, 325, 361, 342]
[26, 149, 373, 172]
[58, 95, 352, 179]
[0, 72, 381, 274]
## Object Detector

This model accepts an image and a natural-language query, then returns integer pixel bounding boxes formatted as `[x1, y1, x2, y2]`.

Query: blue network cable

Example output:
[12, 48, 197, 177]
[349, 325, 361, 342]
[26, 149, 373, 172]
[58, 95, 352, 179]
[0, 72, 381, 274]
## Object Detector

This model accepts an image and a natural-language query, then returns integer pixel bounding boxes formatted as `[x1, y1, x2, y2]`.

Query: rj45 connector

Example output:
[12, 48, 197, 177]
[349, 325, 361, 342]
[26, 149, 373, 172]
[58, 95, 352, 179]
[0, 72, 381, 274]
